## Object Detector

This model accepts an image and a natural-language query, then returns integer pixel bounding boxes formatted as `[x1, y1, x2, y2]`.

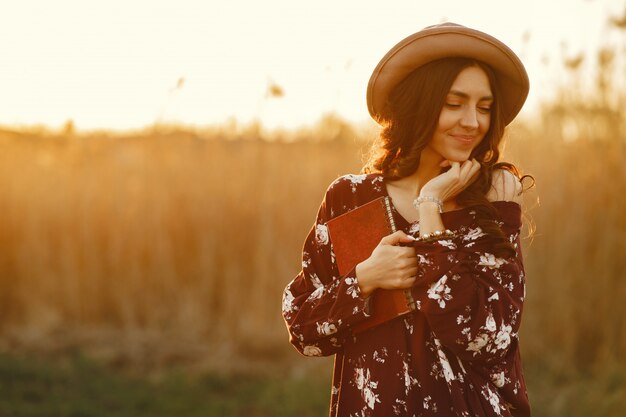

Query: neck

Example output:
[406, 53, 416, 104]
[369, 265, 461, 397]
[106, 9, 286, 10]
[399, 146, 445, 196]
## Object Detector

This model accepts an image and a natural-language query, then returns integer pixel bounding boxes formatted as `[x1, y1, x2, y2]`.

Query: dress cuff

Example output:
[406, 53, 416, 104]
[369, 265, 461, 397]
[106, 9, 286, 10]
[334, 266, 373, 324]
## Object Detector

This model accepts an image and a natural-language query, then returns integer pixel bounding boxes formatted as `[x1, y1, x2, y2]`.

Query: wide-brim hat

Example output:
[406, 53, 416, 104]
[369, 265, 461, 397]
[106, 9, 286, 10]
[367, 22, 529, 126]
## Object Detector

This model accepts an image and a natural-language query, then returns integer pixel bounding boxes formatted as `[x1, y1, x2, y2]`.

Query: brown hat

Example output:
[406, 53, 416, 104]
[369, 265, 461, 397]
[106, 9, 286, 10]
[367, 22, 529, 126]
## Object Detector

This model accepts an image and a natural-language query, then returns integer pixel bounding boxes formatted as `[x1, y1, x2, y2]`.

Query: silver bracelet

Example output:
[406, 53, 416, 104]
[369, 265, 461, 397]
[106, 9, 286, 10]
[412, 196, 443, 213]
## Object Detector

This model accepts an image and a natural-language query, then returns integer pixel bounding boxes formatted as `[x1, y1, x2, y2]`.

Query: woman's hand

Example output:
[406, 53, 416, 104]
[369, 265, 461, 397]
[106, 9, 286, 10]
[419, 159, 481, 202]
[355, 231, 418, 298]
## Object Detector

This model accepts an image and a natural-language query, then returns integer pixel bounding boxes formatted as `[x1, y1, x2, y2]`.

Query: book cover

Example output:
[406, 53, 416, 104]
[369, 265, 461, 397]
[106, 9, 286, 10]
[326, 196, 417, 334]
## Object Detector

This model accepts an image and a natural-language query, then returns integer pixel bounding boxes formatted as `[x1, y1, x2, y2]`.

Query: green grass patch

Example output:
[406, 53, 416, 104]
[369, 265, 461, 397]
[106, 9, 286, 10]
[526, 360, 626, 417]
[0, 353, 330, 417]
[1, 352, 625, 417]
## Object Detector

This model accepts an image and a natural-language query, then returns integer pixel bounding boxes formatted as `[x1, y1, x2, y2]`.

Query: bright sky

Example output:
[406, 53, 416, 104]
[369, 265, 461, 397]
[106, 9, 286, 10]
[0, 0, 623, 131]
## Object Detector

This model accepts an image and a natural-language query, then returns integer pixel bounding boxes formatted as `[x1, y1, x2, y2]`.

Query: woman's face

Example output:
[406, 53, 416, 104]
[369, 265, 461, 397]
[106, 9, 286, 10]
[426, 65, 492, 163]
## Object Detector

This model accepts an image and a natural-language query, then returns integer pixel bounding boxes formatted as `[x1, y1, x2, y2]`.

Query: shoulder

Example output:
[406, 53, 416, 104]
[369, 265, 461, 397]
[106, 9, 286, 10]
[486, 168, 523, 205]
[326, 173, 384, 196]
[323, 173, 385, 217]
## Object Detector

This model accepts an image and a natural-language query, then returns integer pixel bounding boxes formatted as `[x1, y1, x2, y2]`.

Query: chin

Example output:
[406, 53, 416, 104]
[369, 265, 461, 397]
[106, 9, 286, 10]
[445, 153, 472, 163]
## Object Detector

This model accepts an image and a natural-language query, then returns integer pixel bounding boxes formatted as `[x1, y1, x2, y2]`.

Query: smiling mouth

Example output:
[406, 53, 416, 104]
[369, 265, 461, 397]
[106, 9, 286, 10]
[451, 134, 476, 144]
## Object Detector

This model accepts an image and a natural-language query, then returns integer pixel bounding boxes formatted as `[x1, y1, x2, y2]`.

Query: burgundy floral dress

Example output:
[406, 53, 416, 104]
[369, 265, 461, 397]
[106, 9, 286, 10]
[282, 173, 530, 417]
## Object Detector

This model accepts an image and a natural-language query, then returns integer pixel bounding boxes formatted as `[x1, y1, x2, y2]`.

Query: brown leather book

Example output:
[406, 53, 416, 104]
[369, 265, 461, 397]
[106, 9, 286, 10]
[326, 196, 417, 334]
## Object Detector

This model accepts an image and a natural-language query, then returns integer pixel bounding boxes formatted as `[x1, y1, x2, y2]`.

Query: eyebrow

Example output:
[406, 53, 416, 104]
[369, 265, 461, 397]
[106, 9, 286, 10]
[448, 90, 494, 101]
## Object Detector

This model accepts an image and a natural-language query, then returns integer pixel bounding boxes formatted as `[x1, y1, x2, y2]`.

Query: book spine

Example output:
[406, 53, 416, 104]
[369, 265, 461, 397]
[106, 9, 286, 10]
[382, 197, 417, 311]
[382, 197, 396, 233]
[405, 290, 418, 311]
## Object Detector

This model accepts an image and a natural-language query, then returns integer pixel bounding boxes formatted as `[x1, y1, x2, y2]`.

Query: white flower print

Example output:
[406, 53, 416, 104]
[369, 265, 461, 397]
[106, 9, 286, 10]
[427, 275, 452, 308]
[345, 277, 360, 298]
[464, 226, 486, 241]
[434, 338, 456, 383]
[423, 395, 436, 410]
[354, 367, 380, 409]
[440, 355, 456, 383]
[417, 254, 432, 266]
[457, 314, 470, 325]
[303, 345, 322, 357]
[478, 253, 507, 269]
[467, 333, 490, 354]
[316, 321, 337, 336]
[482, 385, 505, 415]
[408, 222, 420, 236]
[488, 292, 500, 302]
[495, 324, 513, 350]
[456, 357, 468, 377]
[315, 224, 329, 246]
[403, 317, 414, 334]
[423, 395, 431, 409]
[491, 371, 506, 388]
[344, 174, 367, 192]
[301, 253, 311, 269]
[371, 175, 384, 192]
[309, 273, 323, 289]
[308, 286, 324, 301]
[282, 288, 296, 315]
[438, 239, 456, 249]
[485, 313, 497, 332]
[393, 399, 407, 415]
[401, 360, 420, 395]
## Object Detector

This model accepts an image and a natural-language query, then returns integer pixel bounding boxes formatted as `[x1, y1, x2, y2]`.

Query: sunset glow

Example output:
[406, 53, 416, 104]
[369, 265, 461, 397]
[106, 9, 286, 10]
[0, 0, 622, 130]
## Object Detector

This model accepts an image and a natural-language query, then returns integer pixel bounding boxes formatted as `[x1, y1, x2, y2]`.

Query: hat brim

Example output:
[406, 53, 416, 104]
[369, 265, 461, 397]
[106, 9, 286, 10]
[367, 24, 529, 126]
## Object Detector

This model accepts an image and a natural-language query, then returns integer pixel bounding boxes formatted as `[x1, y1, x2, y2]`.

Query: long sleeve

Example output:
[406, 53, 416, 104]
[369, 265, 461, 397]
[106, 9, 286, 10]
[412, 214, 525, 366]
[282, 182, 372, 357]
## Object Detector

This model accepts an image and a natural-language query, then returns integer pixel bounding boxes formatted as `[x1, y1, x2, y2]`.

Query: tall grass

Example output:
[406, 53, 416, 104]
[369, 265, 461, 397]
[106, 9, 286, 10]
[0, 127, 361, 372]
[0, 118, 624, 379]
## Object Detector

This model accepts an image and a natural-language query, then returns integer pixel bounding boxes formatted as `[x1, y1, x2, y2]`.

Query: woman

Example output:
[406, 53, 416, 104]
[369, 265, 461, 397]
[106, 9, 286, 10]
[282, 23, 533, 417]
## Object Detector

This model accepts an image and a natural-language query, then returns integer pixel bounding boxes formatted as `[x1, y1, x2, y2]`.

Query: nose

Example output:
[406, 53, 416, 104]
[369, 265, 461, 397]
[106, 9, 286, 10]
[459, 108, 479, 130]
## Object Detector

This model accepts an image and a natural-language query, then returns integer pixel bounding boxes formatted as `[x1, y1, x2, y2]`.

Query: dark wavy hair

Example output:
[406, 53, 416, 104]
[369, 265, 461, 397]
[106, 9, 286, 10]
[362, 57, 534, 257]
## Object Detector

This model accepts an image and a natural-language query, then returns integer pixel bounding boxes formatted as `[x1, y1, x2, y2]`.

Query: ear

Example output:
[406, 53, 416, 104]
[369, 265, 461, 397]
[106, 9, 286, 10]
[486, 169, 523, 204]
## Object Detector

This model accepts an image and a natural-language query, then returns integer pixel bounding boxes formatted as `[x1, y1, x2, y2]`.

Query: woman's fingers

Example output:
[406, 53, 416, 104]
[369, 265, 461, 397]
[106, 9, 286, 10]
[459, 158, 476, 175]
[420, 159, 482, 201]
[379, 230, 414, 246]
[459, 159, 481, 184]
[449, 161, 461, 175]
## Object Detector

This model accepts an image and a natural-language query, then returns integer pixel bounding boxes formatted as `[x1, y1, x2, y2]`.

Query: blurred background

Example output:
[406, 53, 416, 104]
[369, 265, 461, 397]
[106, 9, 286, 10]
[0, 1, 625, 416]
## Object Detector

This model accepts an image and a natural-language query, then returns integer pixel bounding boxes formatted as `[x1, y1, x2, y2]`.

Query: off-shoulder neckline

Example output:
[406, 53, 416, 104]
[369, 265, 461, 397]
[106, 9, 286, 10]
[376, 173, 521, 226]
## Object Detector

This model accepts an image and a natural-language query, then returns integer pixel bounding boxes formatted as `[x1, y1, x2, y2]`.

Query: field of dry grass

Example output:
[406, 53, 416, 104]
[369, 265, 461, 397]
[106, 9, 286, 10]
[0, 115, 624, 413]
[1, 117, 624, 365]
